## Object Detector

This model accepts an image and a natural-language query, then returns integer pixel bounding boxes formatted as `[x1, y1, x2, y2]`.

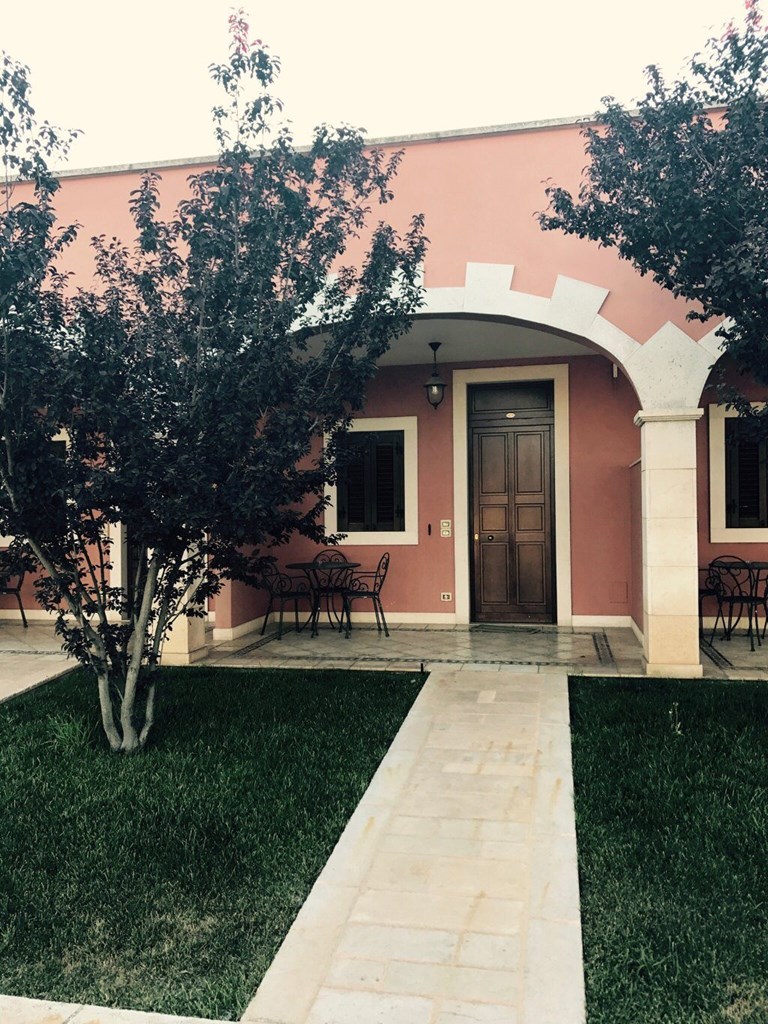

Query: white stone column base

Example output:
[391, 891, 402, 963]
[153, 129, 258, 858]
[161, 643, 209, 666]
[161, 612, 208, 666]
[644, 660, 703, 678]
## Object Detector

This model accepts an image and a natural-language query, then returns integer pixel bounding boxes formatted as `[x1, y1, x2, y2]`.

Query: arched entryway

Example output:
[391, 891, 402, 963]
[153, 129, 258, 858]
[403, 262, 720, 677]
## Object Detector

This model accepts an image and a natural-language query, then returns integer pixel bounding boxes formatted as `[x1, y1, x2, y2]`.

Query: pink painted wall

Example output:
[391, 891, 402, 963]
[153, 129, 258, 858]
[344, 129, 711, 346]
[213, 362, 455, 630]
[19, 120, 712, 349]
[568, 359, 639, 616]
[244, 365, 456, 623]
[219, 355, 642, 630]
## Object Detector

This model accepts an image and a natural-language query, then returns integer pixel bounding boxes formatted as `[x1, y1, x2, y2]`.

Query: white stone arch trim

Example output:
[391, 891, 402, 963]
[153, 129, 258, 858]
[422, 262, 716, 410]
[452, 364, 572, 626]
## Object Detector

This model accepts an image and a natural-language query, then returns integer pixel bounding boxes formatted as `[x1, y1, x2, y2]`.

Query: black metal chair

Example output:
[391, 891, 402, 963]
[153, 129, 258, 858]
[259, 564, 313, 640]
[310, 549, 354, 634]
[698, 567, 718, 639]
[708, 555, 762, 652]
[342, 551, 390, 638]
[756, 567, 768, 642]
[0, 553, 27, 628]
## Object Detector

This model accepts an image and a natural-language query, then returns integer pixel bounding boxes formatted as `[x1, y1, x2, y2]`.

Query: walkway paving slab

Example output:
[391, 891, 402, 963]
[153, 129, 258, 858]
[0, 994, 232, 1024]
[242, 668, 586, 1024]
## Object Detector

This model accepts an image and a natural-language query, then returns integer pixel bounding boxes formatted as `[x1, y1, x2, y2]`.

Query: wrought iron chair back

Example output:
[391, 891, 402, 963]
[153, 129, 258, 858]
[0, 554, 27, 628]
[308, 548, 354, 626]
[312, 548, 348, 566]
[311, 549, 353, 585]
[708, 555, 762, 650]
[343, 552, 391, 637]
[258, 563, 312, 639]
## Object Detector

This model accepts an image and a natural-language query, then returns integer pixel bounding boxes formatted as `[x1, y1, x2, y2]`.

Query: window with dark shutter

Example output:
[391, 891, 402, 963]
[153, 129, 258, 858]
[337, 431, 405, 532]
[725, 419, 768, 528]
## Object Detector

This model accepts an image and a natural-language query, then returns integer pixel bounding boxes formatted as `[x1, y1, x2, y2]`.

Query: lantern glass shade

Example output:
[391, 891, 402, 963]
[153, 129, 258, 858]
[424, 373, 446, 409]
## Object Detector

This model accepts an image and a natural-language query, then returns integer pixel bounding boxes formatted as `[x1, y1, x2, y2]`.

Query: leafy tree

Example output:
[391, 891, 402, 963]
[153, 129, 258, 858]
[539, 0, 768, 417]
[0, 12, 426, 752]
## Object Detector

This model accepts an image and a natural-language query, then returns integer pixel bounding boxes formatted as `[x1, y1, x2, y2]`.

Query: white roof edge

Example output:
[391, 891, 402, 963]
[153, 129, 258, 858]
[52, 113, 598, 180]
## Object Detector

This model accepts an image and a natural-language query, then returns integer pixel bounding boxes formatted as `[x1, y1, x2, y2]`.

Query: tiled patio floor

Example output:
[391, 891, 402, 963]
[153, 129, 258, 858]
[207, 619, 768, 680]
[208, 621, 644, 676]
[3, 618, 767, 706]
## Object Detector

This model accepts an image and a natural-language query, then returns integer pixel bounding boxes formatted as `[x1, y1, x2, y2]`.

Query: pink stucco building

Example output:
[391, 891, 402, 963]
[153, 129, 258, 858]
[3, 115, 766, 677]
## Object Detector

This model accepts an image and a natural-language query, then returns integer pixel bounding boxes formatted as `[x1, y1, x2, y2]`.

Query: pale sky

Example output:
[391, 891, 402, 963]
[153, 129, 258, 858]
[2, 0, 748, 171]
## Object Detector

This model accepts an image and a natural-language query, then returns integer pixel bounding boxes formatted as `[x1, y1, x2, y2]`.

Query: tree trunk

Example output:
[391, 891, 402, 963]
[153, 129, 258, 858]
[97, 670, 122, 752]
[119, 555, 161, 751]
[138, 677, 158, 748]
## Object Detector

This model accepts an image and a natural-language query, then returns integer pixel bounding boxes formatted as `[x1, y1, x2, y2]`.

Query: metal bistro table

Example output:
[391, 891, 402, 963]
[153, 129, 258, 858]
[286, 561, 360, 637]
[704, 559, 768, 651]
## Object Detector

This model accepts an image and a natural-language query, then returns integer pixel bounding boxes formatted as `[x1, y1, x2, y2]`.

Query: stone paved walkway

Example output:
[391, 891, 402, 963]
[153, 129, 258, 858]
[0, 996, 232, 1024]
[243, 668, 584, 1024]
[0, 622, 73, 703]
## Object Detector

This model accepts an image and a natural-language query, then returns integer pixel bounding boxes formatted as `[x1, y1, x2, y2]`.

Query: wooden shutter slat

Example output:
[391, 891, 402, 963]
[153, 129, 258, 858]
[336, 430, 405, 532]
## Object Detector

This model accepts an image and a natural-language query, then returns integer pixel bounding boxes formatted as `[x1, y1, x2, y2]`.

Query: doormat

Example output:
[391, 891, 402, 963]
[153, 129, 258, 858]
[471, 624, 545, 635]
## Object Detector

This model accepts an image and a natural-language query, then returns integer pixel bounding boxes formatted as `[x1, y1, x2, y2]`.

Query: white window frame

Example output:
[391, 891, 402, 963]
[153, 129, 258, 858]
[325, 415, 419, 546]
[708, 402, 768, 542]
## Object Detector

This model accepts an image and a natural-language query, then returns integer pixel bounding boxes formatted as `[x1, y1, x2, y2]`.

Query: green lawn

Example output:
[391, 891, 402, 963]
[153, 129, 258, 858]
[0, 666, 424, 1020]
[570, 677, 768, 1024]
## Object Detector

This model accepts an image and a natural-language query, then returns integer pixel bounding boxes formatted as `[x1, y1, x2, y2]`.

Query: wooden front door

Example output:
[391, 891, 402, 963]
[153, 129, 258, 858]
[469, 382, 555, 623]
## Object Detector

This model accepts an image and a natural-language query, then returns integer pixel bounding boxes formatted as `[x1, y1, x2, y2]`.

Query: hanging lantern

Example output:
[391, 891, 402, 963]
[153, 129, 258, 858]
[424, 341, 447, 410]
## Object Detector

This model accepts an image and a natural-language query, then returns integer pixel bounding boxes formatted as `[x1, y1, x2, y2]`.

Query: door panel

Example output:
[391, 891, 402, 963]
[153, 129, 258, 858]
[480, 543, 510, 605]
[515, 431, 544, 493]
[481, 505, 508, 532]
[479, 433, 507, 494]
[469, 383, 554, 623]
[517, 505, 543, 532]
[517, 544, 546, 605]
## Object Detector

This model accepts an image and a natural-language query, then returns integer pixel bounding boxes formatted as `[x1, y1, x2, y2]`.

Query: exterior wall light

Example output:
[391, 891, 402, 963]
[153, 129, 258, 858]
[424, 341, 447, 410]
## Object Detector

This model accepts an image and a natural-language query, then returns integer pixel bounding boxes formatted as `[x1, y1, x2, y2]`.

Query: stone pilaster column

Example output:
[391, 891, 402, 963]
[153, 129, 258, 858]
[634, 409, 703, 677]
[162, 610, 208, 665]
[160, 551, 209, 665]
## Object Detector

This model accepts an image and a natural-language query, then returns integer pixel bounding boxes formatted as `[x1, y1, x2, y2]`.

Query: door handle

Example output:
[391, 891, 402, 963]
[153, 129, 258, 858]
[486, 535, 494, 541]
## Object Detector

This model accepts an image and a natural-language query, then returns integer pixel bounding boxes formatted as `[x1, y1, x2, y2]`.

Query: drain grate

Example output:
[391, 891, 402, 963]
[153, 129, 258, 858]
[0, 649, 64, 656]
[234, 633, 279, 657]
[591, 631, 615, 666]
[243, 651, 564, 667]
[700, 638, 732, 670]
